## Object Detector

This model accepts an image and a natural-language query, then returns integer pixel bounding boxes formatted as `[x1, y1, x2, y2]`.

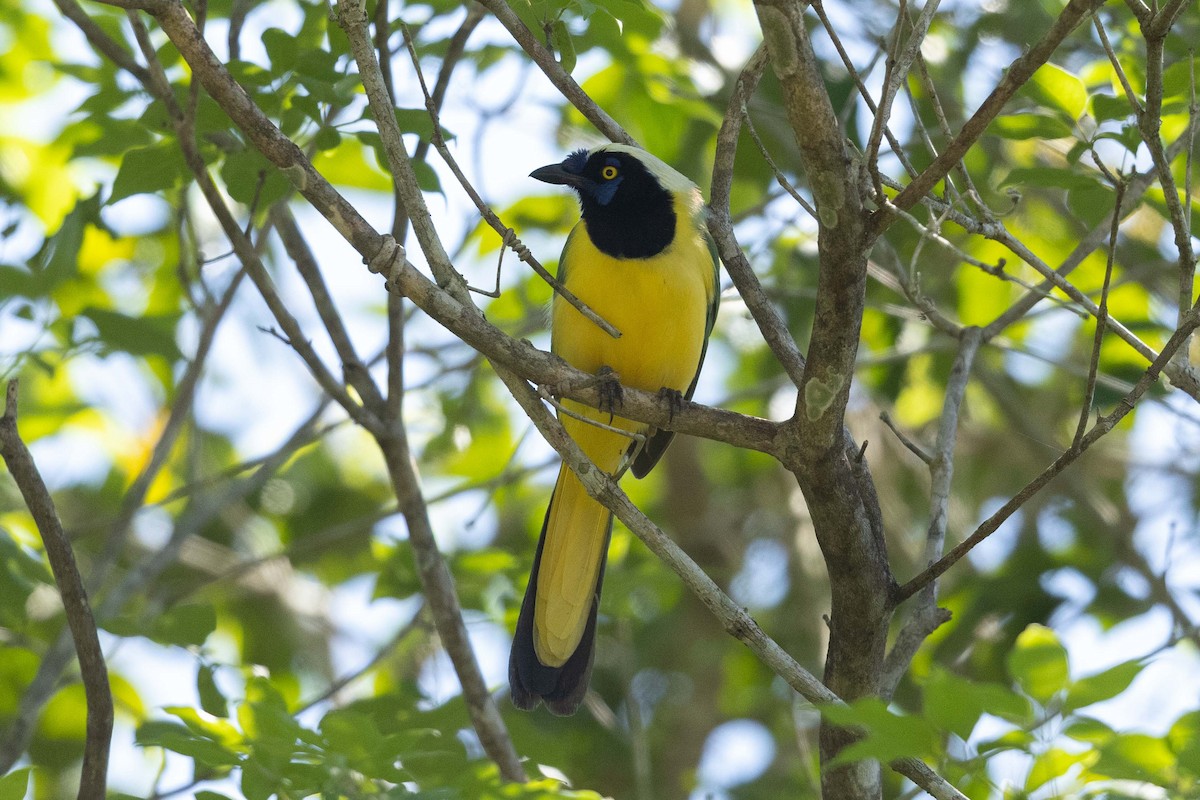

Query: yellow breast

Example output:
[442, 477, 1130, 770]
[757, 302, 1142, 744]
[551, 196, 714, 397]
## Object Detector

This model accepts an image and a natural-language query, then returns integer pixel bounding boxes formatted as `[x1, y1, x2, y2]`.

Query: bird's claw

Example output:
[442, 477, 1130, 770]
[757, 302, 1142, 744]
[657, 387, 685, 422]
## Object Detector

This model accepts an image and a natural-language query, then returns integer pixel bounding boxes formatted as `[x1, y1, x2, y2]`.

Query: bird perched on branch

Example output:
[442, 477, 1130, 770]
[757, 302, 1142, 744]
[509, 144, 720, 715]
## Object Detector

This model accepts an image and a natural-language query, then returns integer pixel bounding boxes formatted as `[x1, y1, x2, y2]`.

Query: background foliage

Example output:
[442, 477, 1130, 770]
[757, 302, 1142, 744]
[1, 0, 1199, 797]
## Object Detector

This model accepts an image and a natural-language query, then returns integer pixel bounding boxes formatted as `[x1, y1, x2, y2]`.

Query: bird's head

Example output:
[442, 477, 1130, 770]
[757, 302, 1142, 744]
[530, 145, 698, 259]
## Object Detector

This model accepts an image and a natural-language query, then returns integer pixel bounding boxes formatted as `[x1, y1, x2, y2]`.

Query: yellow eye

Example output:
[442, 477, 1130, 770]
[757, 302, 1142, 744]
[601, 165, 619, 180]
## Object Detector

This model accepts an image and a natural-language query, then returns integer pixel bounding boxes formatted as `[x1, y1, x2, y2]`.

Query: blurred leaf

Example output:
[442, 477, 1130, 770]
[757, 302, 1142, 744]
[550, 20, 576, 73]
[198, 663, 229, 718]
[136, 719, 241, 768]
[1063, 659, 1145, 712]
[925, 668, 1034, 740]
[262, 28, 298, 72]
[109, 141, 188, 203]
[822, 698, 940, 766]
[1091, 92, 1134, 123]
[79, 306, 183, 361]
[1025, 746, 1093, 792]
[1065, 715, 1117, 745]
[0, 768, 31, 800]
[1023, 62, 1087, 120]
[1145, 186, 1200, 236]
[1007, 624, 1069, 704]
[1093, 733, 1175, 783]
[219, 147, 291, 208]
[1170, 711, 1200, 777]
[991, 113, 1075, 140]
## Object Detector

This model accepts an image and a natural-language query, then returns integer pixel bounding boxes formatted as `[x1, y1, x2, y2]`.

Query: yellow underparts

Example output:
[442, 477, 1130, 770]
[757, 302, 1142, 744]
[533, 197, 715, 667]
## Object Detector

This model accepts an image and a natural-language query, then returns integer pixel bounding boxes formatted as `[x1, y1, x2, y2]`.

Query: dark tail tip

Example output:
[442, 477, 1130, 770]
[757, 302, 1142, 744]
[509, 579, 599, 716]
[509, 492, 611, 715]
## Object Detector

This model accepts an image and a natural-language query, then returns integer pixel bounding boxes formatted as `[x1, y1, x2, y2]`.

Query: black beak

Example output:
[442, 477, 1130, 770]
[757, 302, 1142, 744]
[530, 163, 589, 190]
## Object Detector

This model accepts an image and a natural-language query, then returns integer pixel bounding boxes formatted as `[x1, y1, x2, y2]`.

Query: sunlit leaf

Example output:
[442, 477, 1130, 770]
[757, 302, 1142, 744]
[1023, 62, 1087, 120]
[1007, 624, 1069, 704]
[991, 114, 1075, 140]
[1025, 746, 1094, 792]
[0, 767, 31, 800]
[1063, 659, 1145, 712]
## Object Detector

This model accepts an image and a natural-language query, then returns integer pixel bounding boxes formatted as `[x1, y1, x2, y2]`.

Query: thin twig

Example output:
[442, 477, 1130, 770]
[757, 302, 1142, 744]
[882, 327, 981, 693]
[1072, 181, 1125, 450]
[865, 0, 943, 199]
[881, 0, 1107, 224]
[878, 410, 933, 464]
[535, 385, 647, 444]
[899, 303, 1200, 601]
[708, 44, 807, 387]
[474, 0, 633, 145]
[398, 24, 621, 339]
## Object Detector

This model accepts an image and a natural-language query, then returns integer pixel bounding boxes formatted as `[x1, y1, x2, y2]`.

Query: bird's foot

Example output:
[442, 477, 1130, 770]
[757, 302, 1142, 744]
[657, 387, 685, 423]
[594, 366, 623, 415]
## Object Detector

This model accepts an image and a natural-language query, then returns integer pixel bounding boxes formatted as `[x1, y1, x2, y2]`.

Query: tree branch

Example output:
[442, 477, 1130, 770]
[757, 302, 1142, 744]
[489, 363, 964, 800]
[474, 0, 634, 146]
[708, 44, 809, 388]
[880, 0, 1106, 224]
[0, 380, 112, 800]
[899, 303, 1200, 600]
[753, 3, 891, 796]
[882, 327, 981, 695]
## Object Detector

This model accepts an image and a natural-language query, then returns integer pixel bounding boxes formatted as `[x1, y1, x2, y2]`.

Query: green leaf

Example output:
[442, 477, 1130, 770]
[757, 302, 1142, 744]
[163, 705, 242, 747]
[1001, 166, 1103, 191]
[262, 28, 298, 72]
[1067, 182, 1116, 227]
[1025, 747, 1093, 792]
[991, 113, 1075, 140]
[1091, 92, 1134, 123]
[136, 720, 242, 767]
[822, 698, 940, 766]
[240, 757, 278, 800]
[30, 194, 101, 294]
[1064, 715, 1116, 744]
[195, 793, 236, 800]
[219, 147, 290, 209]
[157, 604, 217, 647]
[109, 141, 188, 203]
[1007, 624, 1069, 704]
[1094, 733, 1175, 783]
[1162, 58, 1200, 103]
[71, 116, 155, 158]
[1146, 186, 1200, 236]
[198, 663, 229, 718]
[1024, 62, 1087, 120]
[0, 768, 32, 800]
[550, 20, 576, 74]
[1169, 711, 1200, 777]
[925, 668, 1034, 740]
[1063, 659, 1145, 712]
[79, 306, 183, 361]
[238, 676, 300, 748]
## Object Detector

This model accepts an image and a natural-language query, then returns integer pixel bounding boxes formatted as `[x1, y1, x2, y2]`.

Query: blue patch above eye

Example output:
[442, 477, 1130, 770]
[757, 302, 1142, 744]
[593, 176, 622, 205]
[563, 149, 589, 174]
[605, 157, 621, 168]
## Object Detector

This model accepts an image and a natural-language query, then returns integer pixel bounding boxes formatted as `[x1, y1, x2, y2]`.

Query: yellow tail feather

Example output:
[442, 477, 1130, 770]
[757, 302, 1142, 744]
[533, 400, 639, 667]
